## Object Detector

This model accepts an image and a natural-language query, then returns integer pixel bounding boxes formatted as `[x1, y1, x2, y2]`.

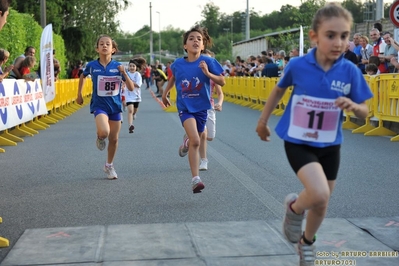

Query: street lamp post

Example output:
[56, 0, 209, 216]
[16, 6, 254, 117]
[156, 11, 161, 64]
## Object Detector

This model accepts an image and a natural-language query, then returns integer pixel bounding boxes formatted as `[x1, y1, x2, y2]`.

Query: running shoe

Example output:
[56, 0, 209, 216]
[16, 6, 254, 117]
[104, 165, 118, 180]
[129, 125, 135, 134]
[192, 177, 205, 193]
[133, 114, 137, 120]
[178, 134, 189, 157]
[96, 138, 106, 151]
[298, 240, 315, 266]
[283, 193, 304, 243]
[199, 159, 208, 171]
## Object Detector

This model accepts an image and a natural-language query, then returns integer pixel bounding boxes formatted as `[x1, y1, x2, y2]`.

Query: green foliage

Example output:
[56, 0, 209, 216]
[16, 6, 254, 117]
[0, 9, 67, 78]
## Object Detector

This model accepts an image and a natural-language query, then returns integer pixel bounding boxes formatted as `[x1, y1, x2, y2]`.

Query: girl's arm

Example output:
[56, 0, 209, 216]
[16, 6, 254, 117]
[199, 60, 225, 86]
[214, 84, 224, 111]
[256, 85, 286, 141]
[76, 72, 86, 105]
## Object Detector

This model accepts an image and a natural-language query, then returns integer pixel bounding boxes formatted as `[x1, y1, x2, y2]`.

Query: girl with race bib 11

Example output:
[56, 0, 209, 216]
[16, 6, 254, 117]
[256, 3, 373, 266]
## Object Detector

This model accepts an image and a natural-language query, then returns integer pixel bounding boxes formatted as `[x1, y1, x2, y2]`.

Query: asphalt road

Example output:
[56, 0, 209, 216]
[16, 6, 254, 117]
[0, 86, 398, 262]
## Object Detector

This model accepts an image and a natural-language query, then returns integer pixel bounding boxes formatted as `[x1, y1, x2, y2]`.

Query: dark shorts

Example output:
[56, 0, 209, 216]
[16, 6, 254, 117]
[93, 109, 121, 121]
[284, 141, 341, 181]
[179, 110, 208, 133]
[126, 102, 140, 108]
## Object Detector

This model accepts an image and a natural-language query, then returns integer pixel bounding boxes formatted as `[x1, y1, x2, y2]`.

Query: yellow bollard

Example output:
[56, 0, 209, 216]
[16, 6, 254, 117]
[0, 217, 10, 248]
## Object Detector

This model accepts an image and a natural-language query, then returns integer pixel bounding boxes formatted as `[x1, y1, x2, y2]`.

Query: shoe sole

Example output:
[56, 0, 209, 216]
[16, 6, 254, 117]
[199, 168, 207, 171]
[192, 182, 205, 193]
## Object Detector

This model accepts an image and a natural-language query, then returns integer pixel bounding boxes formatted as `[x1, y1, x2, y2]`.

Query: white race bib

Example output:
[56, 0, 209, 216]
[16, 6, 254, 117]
[288, 95, 341, 143]
[97, 75, 121, 97]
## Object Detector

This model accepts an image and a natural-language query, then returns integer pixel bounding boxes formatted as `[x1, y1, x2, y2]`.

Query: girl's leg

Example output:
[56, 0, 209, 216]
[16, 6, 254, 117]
[95, 113, 110, 140]
[291, 162, 334, 241]
[199, 128, 207, 160]
[127, 104, 134, 126]
[133, 107, 138, 119]
[107, 119, 121, 164]
[183, 118, 201, 178]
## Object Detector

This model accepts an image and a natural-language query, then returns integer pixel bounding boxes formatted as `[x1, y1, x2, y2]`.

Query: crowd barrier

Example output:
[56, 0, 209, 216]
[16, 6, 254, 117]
[219, 75, 399, 142]
[0, 79, 92, 153]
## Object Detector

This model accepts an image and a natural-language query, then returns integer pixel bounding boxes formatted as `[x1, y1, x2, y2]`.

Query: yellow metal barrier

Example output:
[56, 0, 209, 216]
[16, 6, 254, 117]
[0, 216, 9, 247]
[351, 75, 376, 133]
[364, 74, 399, 140]
[164, 86, 177, 112]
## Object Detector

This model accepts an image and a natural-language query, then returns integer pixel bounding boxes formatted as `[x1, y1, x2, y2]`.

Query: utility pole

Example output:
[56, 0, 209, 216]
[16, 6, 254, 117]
[246, 0, 250, 40]
[157, 11, 161, 64]
[150, 2, 153, 64]
[40, 0, 46, 28]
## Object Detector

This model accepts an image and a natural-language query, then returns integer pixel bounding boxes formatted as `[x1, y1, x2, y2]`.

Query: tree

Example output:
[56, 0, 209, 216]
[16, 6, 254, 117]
[11, 0, 130, 63]
[341, 0, 364, 23]
[200, 2, 220, 37]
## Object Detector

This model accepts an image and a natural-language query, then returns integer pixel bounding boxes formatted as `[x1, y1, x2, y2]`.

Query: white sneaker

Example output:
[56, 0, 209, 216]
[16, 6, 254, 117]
[104, 165, 118, 180]
[178, 134, 189, 157]
[199, 159, 208, 171]
[133, 114, 137, 120]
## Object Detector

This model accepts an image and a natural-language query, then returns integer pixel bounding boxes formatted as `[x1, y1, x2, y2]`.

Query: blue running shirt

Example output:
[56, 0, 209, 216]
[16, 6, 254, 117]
[276, 48, 373, 147]
[171, 55, 224, 113]
[83, 59, 126, 114]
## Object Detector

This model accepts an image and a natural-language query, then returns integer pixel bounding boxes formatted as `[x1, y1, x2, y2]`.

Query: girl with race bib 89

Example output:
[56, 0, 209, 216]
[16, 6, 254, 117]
[256, 3, 373, 266]
[76, 34, 135, 180]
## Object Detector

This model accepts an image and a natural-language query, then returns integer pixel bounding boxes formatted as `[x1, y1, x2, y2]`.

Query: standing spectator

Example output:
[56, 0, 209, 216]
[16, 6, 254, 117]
[290, 47, 299, 58]
[359, 35, 373, 74]
[256, 3, 372, 265]
[165, 61, 173, 80]
[9, 46, 36, 79]
[261, 57, 279, 77]
[71, 60, 83, 78]
[161, 25, 225, 194]
[76, 34, 135, 180]
[380, 32, 397, 73]
[143, 63, 151, 89]
[343, 41, 358, 65]
[369, 28, 388, 73]
[0, 48, 13, 81]
[53, 49, 61, 81]
[19, 55, 37, 81]
[0, 0, 10, 31]
[152, 64, 167, 97]
[352, 33, 362, 60]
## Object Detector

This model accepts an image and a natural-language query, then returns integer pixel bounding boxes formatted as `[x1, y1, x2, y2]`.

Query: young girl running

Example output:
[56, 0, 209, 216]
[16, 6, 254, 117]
[76, 34, 135, 180]
[162, 25, 225, 193]
[199, 49, 224, 171]
[125, 57, 146, 133]
[256, 3, 372, 265]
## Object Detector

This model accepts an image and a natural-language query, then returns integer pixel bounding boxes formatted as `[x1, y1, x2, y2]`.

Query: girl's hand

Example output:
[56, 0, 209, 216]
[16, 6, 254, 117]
[256, 121, 271, 141]
[162, 94, 170, 107]
[117, 65, 126, 74]
[199, 60, 210, 76]
[76, 93, 84, 105]
[335, 97, 358, 112]
[214, 103, 222, 111]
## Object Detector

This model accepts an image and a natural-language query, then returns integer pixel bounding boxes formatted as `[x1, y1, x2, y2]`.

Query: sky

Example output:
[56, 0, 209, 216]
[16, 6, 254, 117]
[119, 0, 308, 33]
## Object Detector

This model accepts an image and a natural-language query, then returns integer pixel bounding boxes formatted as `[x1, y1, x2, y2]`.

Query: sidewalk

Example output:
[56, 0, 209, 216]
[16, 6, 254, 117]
[1, 217, 398, 265]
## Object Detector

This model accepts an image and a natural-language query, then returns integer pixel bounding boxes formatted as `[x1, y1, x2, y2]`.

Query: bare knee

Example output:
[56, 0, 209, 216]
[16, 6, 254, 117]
[309, 190, 330, 210]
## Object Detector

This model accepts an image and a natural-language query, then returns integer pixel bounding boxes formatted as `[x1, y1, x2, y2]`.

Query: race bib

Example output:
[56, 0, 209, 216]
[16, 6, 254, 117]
[97, 75, 121, 97]
[288, 95, 341, 143]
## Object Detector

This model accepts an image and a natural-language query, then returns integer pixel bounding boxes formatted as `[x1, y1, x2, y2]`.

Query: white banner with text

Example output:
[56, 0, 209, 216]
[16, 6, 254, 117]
[0, 79, 48, 131]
